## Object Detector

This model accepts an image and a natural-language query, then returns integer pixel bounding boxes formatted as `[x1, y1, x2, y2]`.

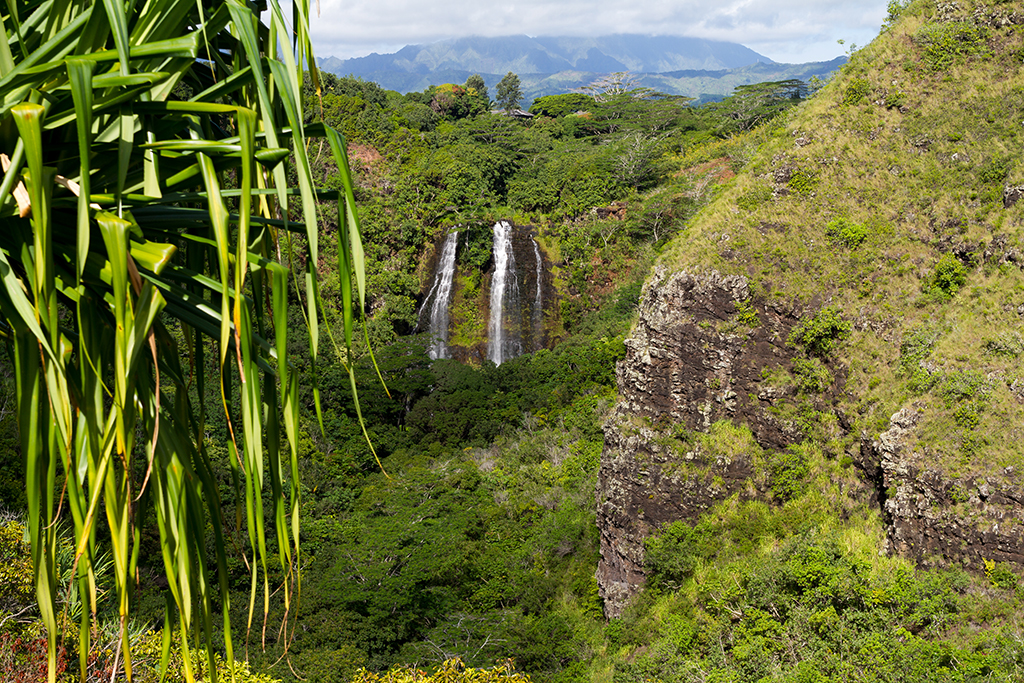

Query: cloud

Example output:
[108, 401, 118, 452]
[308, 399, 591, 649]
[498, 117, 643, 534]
[303, 0, 889, 64]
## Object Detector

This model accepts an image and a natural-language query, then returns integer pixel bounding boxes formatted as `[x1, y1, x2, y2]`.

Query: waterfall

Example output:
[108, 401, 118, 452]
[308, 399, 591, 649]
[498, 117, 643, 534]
[532, 238, 543, 347]
[487, 220, 522, 365]
[420, 230, 458, 360]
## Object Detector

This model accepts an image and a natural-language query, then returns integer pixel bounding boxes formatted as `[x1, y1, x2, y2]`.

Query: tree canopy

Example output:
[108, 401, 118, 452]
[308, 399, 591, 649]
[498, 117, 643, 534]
[495, 72, 523, 113]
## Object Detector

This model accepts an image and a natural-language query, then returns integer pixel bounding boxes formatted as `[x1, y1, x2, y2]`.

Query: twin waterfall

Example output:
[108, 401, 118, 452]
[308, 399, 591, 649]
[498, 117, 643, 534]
[419, 221, 546, 364]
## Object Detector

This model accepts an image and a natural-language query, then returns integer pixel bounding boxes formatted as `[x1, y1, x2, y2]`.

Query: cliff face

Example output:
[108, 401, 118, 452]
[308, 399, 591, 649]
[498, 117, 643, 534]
[597, 268, 818, 617]
[597, 267, 1024, 618]
[866, 408, 1024, 569]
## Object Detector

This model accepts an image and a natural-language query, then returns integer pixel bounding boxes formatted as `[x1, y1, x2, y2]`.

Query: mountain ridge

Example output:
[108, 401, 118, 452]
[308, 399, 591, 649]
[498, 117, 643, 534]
[317, 34, 843, 103]
[321, 34, 776, 77]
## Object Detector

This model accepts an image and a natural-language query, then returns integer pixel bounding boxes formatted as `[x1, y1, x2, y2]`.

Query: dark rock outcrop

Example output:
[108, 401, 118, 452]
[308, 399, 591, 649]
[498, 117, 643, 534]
[597, 267, 811, 617]
[1004, 185, 1024, 209]
[597, 263, 1024, 619]
[872, 408, 1024, 567]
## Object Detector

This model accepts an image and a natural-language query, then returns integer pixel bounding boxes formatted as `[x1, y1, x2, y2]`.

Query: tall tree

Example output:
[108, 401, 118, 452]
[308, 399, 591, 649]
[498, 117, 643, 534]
[495, 72, 523, 113]
[0, 0, 366, 680]
[578, 71, 654, 102]
[701, 79, 808, 134]
[464, 74, 488, 101]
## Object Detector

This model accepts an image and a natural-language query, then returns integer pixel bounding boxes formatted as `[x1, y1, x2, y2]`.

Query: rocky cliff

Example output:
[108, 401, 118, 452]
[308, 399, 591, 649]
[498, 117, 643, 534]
[595, 0, 1024, 618]
[598, 265, 1024, 618]
[867, 407, 1024, 569]
[597, 267, 843, 616]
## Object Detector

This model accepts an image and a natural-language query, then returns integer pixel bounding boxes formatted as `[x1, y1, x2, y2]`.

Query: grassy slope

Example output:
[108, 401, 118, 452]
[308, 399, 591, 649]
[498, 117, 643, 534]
[661, 0, 1024, 478]
[592, 3, 1024, 681]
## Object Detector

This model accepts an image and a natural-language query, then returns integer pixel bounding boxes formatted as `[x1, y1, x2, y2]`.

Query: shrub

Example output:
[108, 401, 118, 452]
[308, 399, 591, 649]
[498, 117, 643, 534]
[882, 0, 912, 31]
[733, 299, 760, 327]
[644, 521, 711, 588]
[884, 90, 906, 109]
[928, 253, 968, 298]
[984, 560, 1019, 591]
[938, 370, 991, 407]
[825, 216, 868, 248]
[914, 22, 988, 72]
[768, 445, 809, 501]
[978, 156, 1012, 185]
[899, 328, 938, 392]
[787, 169, 818, 195]
[984, 332, 1024, 357]
[350, 659, 531, 683]
[736, 184, 772, 211]
[0, 520, 34, 610]
[789, 306, 852, 357]
[792, 358, 834, 394]
[843, 78, 871, 105]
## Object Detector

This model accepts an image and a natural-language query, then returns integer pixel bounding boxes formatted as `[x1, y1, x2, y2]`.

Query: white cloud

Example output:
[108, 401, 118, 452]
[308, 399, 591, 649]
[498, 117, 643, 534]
[303, 0, 889, 64]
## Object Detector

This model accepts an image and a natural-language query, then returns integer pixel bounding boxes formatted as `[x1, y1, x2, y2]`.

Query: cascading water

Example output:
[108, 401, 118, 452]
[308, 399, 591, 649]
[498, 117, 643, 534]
[419, 230, 458, 360]
[487, 220, 522, 365]
[532, 238, 544, 347]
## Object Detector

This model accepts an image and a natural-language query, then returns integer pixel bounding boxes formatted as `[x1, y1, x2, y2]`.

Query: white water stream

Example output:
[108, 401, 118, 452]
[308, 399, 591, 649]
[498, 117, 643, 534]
[532, 238, 543, 343]
[487, 221, 522, 365]
[421, 230, 458, 359]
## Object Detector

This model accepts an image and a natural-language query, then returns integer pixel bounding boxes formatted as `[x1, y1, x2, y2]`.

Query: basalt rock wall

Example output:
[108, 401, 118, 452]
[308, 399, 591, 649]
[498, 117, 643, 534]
[597, 267, 813, 617]
[862, 408, 1024, 569]
[598, 266, 1024, 619]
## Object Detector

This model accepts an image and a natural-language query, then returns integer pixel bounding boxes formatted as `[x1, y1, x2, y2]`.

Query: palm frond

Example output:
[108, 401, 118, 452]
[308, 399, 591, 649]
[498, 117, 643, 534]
[0, 0, 364, 680]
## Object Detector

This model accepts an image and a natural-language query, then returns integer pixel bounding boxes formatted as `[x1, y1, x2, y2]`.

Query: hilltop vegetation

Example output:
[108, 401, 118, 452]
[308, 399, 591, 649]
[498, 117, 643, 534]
[598, 0, 1024, 680]
[661, 0, 1024, 478]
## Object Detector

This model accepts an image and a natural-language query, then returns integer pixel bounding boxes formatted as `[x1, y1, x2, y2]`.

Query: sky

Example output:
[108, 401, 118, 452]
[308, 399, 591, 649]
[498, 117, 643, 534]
[303, 0, 892, 65]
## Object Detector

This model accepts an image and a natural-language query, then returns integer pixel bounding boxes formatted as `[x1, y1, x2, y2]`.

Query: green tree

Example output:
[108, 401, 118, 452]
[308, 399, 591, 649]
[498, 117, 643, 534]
[701, 79, 808, 134]
[0, 0, 365, 680]
[495, 72, 523, 113]
[578, 71, 654, 102]
[464, 73, 488, 101]
[529, 93, 597, 118]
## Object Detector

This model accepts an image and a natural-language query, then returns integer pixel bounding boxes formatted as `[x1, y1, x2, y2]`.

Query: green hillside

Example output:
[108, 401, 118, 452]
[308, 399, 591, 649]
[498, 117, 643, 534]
[586, 1, 1024, 680]
[662, 0, 1024, 478]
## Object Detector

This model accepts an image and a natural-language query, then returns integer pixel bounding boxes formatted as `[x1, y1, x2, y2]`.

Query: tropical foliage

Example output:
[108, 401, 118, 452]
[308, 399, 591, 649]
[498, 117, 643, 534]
[0, 0, 364, 680]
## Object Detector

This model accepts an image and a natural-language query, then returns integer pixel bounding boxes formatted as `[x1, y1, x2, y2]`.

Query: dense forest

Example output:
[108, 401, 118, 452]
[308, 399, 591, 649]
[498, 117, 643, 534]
[3, 0, 1024, 681]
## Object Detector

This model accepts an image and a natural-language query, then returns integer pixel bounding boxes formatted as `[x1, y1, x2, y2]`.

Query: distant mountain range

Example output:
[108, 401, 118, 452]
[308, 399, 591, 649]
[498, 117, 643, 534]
[318, 35, 845, 104]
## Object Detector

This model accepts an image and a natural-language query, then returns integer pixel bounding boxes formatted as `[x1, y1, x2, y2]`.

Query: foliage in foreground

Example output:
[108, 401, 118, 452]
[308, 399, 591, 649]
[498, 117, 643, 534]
[0, 0, 364, 680]
[350, 659, 530, 683]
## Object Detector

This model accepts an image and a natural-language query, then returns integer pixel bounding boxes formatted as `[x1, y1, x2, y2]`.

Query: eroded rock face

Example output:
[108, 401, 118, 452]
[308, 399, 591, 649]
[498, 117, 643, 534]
[597, 267, 807, 617]
[597, 266, 1024, 619]
[597, 413, 758, 615]
[872, 409, 1024, 568]
[613, 267, 807, 448]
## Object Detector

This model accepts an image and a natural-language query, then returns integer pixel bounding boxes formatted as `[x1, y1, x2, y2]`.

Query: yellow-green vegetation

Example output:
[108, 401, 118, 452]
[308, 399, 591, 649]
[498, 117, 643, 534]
[0, 519, 34, 608]
[349, 659, 530, 683]
[448, 267, 489, 349]
[661, 0, 1024, 476]
[626, 438, 1024, 682]
[129, 632, 281, 683]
